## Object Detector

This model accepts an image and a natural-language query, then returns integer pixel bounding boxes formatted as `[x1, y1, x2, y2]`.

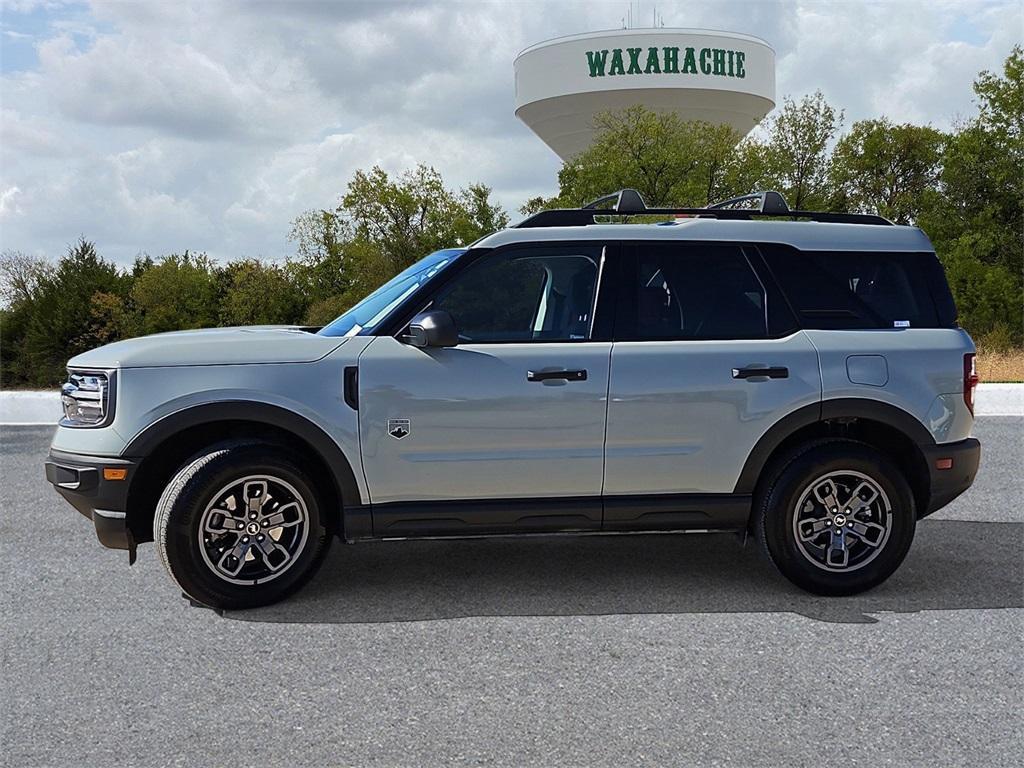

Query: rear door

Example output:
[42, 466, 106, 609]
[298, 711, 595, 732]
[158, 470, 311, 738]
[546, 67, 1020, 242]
[603, 241, 821, 528]
[358, 242, 616, 536]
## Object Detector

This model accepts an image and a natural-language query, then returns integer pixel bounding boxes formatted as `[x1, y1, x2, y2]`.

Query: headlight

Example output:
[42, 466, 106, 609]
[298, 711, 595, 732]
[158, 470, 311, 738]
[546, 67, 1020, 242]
[61, 369, 116, 427]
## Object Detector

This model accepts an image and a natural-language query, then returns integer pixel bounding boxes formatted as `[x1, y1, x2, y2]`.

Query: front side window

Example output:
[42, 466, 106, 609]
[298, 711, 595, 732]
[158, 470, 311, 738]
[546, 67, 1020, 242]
[626, 243, 768, 340]
[431, 246, 602, 343]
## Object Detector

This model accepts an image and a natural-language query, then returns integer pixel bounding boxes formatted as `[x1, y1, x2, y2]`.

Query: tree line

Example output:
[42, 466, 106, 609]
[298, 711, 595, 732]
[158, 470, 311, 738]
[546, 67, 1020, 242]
[0, 165, 508, 386]
[1, 47, 1019, 388]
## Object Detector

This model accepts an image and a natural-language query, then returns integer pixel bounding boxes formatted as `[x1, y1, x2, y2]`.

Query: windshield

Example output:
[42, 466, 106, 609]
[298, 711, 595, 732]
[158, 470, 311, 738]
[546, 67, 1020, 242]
[318, 248, 465, 337]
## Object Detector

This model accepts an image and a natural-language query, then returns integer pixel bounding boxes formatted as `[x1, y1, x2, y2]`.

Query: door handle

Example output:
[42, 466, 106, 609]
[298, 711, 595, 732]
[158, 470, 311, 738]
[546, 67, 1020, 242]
[732, 366, 789, 380]
[527, 369, 588, 382]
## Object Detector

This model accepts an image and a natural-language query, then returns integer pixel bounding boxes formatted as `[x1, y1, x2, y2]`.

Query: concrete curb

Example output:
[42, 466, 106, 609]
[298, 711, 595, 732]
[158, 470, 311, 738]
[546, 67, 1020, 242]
[2, 384, 1021, 425]
[973, 383, 1024, 417]
[1, 391, 64, 426]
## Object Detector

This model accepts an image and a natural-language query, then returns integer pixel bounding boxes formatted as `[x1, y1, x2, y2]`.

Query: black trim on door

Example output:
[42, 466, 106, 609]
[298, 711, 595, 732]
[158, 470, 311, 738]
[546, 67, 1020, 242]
[602, 494, 751, 531]
[373, 497, 604, 537]
[366, 493, 752, 539]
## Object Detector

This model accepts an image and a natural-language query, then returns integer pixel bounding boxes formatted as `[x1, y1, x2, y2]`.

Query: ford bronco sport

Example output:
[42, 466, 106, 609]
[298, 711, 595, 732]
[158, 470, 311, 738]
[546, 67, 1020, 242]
[46, 190, 981, 609]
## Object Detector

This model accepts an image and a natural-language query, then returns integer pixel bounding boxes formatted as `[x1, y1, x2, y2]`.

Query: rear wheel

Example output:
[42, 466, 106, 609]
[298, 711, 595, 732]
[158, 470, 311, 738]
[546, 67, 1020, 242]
[155, 442, 331, 609]
[756, 441, 916, 595]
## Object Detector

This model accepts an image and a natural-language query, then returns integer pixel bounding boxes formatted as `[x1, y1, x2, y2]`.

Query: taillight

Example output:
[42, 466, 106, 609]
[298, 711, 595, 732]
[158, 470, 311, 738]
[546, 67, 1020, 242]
[963, 353, 979, 415]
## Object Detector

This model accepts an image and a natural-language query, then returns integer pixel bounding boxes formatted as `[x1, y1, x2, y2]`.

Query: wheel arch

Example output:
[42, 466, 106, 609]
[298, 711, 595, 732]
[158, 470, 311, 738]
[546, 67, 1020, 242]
[735, 399, 934, 519]
[122, 401, 363, 544]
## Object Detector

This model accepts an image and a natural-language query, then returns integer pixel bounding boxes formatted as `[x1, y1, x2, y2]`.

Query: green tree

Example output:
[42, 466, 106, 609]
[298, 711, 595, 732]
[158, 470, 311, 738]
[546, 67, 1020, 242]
[218, 259, 304, 326]
[829, 118, 944, 223]
[287, 210, 355, 326]
[0, 250, 55, 386]
[763, 91, 843, 210]
[341, 164, 507, 278]
[918, 46, 1023, 345]
[523, 107, 744, 211]
[0, 250, 54, 308]
[457, 183, 511, 243]
[15, 239, 130, 385]
[129, 252, 219, 336]
[289, 165, 508, 325]
[718, 137, 774, 204]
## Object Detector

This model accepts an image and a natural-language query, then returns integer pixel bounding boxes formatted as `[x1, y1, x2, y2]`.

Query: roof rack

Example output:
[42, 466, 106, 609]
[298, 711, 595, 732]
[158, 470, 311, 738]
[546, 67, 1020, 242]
[515, 189, 892, 228]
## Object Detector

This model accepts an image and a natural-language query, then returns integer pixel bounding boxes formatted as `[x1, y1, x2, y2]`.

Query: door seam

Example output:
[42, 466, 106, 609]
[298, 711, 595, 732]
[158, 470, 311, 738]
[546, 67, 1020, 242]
[599, 342, 614, 524]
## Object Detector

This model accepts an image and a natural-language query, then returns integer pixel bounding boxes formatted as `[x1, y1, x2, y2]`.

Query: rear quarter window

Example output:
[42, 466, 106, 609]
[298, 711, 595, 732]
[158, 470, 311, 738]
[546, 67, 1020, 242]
[760, 245, 957, 330]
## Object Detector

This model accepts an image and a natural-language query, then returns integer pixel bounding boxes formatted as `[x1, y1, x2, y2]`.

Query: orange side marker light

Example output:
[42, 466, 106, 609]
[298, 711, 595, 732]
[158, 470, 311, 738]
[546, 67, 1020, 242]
[103, 468, 128, 481]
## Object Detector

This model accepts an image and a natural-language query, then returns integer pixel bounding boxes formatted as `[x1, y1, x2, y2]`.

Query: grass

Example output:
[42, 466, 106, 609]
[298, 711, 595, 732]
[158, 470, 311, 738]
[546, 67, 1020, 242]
[977, 347, 1024, 383]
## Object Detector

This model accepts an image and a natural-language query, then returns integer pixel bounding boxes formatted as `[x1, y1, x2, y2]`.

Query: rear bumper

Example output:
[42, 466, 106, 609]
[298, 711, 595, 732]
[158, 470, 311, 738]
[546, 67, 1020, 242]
[44, 450, 136, 551]
[920, 437, 981, 517]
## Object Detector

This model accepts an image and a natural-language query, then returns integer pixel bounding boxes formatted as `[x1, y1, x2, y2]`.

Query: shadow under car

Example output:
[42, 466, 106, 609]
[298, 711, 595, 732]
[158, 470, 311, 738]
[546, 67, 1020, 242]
[224, 519, 1023, 625]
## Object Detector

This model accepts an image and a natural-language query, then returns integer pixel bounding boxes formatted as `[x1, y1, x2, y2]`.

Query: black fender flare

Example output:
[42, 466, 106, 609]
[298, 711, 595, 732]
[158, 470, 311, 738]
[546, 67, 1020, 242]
[122, 400, 363, 510]
[733, 398, 935, 494]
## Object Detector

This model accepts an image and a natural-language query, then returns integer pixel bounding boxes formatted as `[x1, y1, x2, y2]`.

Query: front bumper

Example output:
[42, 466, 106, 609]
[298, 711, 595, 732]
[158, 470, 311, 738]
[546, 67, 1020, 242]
[45, 449, 137, 551]
[920, 437, 981, 517]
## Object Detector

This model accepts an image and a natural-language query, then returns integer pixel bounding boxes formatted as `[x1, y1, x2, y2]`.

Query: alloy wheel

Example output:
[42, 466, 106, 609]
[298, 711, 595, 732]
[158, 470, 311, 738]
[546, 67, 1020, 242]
[791, 470, 893, 572]
[197, 475, 310, 585]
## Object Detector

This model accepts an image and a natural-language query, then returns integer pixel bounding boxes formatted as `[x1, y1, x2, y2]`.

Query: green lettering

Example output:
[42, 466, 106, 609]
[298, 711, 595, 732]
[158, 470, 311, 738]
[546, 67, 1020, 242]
[682, 47, 697, 74]
[644, 46, 661, 74]
[609, 48, 625, 76]
[662, 46, 679, 73]
[585, 49, 609, 77]
[712, 48, 726, 75]
[699, 47, 712, 75]
[735, 51, 746, 79]
[626, 47, 643, 74]
[727, 50, 735, 77]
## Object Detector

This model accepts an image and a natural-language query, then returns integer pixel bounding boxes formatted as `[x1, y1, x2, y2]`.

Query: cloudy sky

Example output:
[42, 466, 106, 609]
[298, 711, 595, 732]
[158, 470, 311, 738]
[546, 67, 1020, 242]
[1, 0, 1019, 265]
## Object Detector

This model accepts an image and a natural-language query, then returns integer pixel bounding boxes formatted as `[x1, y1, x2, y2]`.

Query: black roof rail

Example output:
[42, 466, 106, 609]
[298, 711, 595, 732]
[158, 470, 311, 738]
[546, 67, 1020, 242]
[515, 188, 893, 228]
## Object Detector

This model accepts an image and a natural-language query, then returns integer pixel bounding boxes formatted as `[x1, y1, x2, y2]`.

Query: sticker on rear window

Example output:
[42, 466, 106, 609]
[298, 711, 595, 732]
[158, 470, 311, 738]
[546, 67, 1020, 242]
[894, 320, 911, 328]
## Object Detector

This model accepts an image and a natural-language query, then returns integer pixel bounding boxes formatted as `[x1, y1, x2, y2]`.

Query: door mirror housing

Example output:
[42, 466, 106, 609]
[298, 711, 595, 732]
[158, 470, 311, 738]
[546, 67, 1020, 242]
[402, 310, 458, 348]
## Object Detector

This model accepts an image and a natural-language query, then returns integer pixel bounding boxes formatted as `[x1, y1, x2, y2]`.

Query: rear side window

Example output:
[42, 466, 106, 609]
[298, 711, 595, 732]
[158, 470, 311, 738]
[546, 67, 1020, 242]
[621, 243, 768, 340]
[761, 246, 957, 330]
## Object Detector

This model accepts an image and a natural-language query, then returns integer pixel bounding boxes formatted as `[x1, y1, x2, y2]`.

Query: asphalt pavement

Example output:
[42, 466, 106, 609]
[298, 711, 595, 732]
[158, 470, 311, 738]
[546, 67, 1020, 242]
[1, 419, 1021, 767]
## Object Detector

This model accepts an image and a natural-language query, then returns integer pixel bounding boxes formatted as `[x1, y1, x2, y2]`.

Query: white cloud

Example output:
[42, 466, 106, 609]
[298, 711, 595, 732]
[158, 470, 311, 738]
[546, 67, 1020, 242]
[0, 186, 24, 218]
[0, 0, 1019, 264]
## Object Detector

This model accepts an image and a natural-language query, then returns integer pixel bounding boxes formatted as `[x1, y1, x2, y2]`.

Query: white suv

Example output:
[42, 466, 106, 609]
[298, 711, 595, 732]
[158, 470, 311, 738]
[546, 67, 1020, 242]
[46, 190, 981, 608]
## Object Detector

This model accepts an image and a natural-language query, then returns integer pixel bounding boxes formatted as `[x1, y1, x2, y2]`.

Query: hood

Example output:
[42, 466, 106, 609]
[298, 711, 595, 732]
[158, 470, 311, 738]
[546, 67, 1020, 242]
[67, 326, 348, 369]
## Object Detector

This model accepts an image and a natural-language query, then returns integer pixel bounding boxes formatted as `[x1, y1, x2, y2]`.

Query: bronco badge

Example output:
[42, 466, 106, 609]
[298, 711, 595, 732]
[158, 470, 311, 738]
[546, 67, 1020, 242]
[387, 419, 411, 440]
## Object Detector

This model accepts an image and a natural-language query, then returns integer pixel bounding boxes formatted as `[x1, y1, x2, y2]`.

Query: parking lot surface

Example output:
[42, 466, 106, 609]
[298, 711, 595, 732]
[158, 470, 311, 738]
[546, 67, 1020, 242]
[2, 419, 1021, 767]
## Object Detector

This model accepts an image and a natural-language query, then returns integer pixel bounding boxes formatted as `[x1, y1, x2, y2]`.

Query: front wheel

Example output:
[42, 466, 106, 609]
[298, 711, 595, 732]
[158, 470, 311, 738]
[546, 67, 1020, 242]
[154, 442, 331, 609]
[756, 440, 916, 596]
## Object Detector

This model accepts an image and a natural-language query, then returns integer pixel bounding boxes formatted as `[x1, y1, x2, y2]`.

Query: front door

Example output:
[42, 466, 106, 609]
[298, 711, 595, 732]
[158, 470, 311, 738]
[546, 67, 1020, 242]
[358, 243, 614, 537]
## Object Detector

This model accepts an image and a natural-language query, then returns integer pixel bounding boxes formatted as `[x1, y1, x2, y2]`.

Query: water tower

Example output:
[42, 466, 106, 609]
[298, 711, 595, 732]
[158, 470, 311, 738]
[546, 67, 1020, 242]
[514, 28, 776, 160]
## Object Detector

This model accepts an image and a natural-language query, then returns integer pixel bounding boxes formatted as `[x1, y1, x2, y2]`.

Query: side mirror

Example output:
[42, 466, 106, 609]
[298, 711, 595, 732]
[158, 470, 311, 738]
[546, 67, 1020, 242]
[402, 310, 458, 348]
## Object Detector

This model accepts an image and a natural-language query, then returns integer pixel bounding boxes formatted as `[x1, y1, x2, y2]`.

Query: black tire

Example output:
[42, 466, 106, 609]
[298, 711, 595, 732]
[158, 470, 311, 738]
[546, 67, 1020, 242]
[755, 439, 916, 596]
[154, 442, 331, 609]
